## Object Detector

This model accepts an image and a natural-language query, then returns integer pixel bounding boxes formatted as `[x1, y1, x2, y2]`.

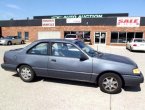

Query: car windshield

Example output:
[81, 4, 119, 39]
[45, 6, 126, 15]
[75, 41, 101, 57]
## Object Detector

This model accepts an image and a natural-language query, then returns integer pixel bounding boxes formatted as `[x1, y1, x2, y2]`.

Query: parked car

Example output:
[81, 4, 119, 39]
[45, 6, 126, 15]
[126, 38, 145, 51]
[1, 39, 144, 94]
[0, 36, 25, 45]
[64, 34, 84, 42]
[64, 34, 78, 40]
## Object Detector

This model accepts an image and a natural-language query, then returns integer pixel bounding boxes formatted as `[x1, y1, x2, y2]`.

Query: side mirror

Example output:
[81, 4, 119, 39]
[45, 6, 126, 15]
[80, 53, 88, 61]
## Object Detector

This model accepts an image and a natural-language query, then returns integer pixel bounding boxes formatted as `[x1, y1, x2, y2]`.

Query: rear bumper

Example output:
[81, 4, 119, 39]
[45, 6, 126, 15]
[123, 73, 144, 86]
[132, 47, 145, 51]
[1, 63, 17, 72]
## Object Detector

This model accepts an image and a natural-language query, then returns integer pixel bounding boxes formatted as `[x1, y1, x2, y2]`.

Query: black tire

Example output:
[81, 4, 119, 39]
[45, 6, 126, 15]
[98, 73, 122, 94]
[21, 40, 24, 44]
[7, 41, 12, 45]
[19, 65, 35, 82]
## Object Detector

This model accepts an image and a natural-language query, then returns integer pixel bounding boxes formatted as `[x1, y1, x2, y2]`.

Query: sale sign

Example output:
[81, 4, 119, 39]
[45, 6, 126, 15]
[42, 19, 55, 27]
[117, 17, 140, 27]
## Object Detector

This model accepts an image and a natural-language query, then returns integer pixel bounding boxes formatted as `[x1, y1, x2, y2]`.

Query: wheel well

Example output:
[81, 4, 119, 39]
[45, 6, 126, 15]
[96, 71, 125, 87]
[16, 64, 32, 72]
[8, 41, 12, 43]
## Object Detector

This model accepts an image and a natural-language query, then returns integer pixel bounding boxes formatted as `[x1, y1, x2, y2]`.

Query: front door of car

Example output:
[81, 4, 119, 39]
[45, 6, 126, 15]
[47, 42, 92, 81]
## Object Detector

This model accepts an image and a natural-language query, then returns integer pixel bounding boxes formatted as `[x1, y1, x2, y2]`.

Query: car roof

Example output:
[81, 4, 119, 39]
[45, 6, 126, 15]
[35, 39, 78, 43]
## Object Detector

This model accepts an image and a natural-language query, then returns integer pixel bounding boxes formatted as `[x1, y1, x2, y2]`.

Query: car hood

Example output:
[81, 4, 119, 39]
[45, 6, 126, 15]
[9, 48, 23, 52]
[99, 53, 137, 66]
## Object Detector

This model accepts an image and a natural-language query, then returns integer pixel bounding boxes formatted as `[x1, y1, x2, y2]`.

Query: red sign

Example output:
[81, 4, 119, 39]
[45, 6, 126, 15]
[117, 17, 140, 27]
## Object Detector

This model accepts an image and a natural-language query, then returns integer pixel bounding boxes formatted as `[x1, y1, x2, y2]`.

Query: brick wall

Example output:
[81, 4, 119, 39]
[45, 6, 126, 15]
[0, 27, 2, 36]
[2, 26, 145, 45]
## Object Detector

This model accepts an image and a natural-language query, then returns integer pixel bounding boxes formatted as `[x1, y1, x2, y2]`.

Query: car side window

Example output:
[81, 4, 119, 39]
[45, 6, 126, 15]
[28, 43, 49, 55]
[14, 36, 16, 39]
[51, 42, 81, 58]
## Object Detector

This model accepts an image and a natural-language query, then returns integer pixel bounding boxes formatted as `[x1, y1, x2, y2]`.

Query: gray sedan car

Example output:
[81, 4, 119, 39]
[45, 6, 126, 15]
[0, 36, 25, 45]
[1, 39, 144, 94]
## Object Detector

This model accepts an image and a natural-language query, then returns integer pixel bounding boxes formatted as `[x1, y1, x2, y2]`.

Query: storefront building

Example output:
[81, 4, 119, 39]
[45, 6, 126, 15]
[0, 13, 145, 46]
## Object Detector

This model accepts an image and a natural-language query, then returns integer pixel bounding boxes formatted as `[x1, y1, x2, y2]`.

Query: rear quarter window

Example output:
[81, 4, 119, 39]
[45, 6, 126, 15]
[27, 42, 49, 55]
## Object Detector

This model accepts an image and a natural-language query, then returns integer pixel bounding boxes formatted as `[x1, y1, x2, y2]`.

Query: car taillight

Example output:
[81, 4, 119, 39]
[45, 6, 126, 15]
[133, 44, 137, 46]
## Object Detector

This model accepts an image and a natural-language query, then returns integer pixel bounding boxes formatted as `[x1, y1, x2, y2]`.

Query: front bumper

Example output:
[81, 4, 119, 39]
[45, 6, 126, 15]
[0, 41, 7, 45]
[1, 63, 17, 72]
[123, 73, 144, 86]
[0, 42, 7, 45]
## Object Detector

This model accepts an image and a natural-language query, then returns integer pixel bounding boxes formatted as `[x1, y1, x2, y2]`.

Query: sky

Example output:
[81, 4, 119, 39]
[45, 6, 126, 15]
[0, 0, 145, 20]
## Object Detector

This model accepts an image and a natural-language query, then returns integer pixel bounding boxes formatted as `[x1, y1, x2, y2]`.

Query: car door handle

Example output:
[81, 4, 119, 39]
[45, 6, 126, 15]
[51, 59, 56, 62]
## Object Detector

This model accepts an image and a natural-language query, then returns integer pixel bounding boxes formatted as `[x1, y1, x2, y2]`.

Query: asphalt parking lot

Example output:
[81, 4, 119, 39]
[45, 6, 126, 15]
[0, 44, 145, 110]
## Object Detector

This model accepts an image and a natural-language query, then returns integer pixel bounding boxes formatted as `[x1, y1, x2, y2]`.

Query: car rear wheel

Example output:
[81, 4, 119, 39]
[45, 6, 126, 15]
[19, 65, 35, 82]
[21, 40, 24, 44]
[98, 73, 122, 94]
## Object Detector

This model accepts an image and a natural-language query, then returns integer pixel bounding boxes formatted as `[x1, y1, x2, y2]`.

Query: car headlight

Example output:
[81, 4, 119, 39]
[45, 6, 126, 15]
[133, 68, 140, 75]
[0, 40, 6, 43]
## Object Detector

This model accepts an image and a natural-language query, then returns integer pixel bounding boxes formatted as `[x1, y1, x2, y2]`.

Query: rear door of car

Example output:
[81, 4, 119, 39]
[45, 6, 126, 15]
[47, 42, 92, 81]
[26, 42, 50, 76]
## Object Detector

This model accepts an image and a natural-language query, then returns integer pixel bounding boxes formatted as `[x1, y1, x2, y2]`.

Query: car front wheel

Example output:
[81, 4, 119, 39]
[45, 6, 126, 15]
[98, 73, 122, 94]
[7, 41, 12, 45]
[19, 65, 35, 82]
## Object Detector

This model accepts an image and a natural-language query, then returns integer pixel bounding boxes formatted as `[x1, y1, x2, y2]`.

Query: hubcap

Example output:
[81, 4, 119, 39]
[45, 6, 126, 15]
[102, 77, 118, 92]
[20, 67, 31, 80]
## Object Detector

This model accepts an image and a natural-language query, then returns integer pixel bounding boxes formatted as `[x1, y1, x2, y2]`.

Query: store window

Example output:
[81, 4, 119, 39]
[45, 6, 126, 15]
[25, 32, 29, 40]
[17, 32, 22, 38]
[135, 32, 143, 38]
[84, 31, 90, 42]
[111, 32, 118, 43]
[127, 32, 134, 42]
[118, 32, 126, 43]
[111, 32, 143, 43]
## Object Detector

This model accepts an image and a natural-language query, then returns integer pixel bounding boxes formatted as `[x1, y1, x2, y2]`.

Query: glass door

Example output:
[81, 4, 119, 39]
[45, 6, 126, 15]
[95, 32, 106, 44]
